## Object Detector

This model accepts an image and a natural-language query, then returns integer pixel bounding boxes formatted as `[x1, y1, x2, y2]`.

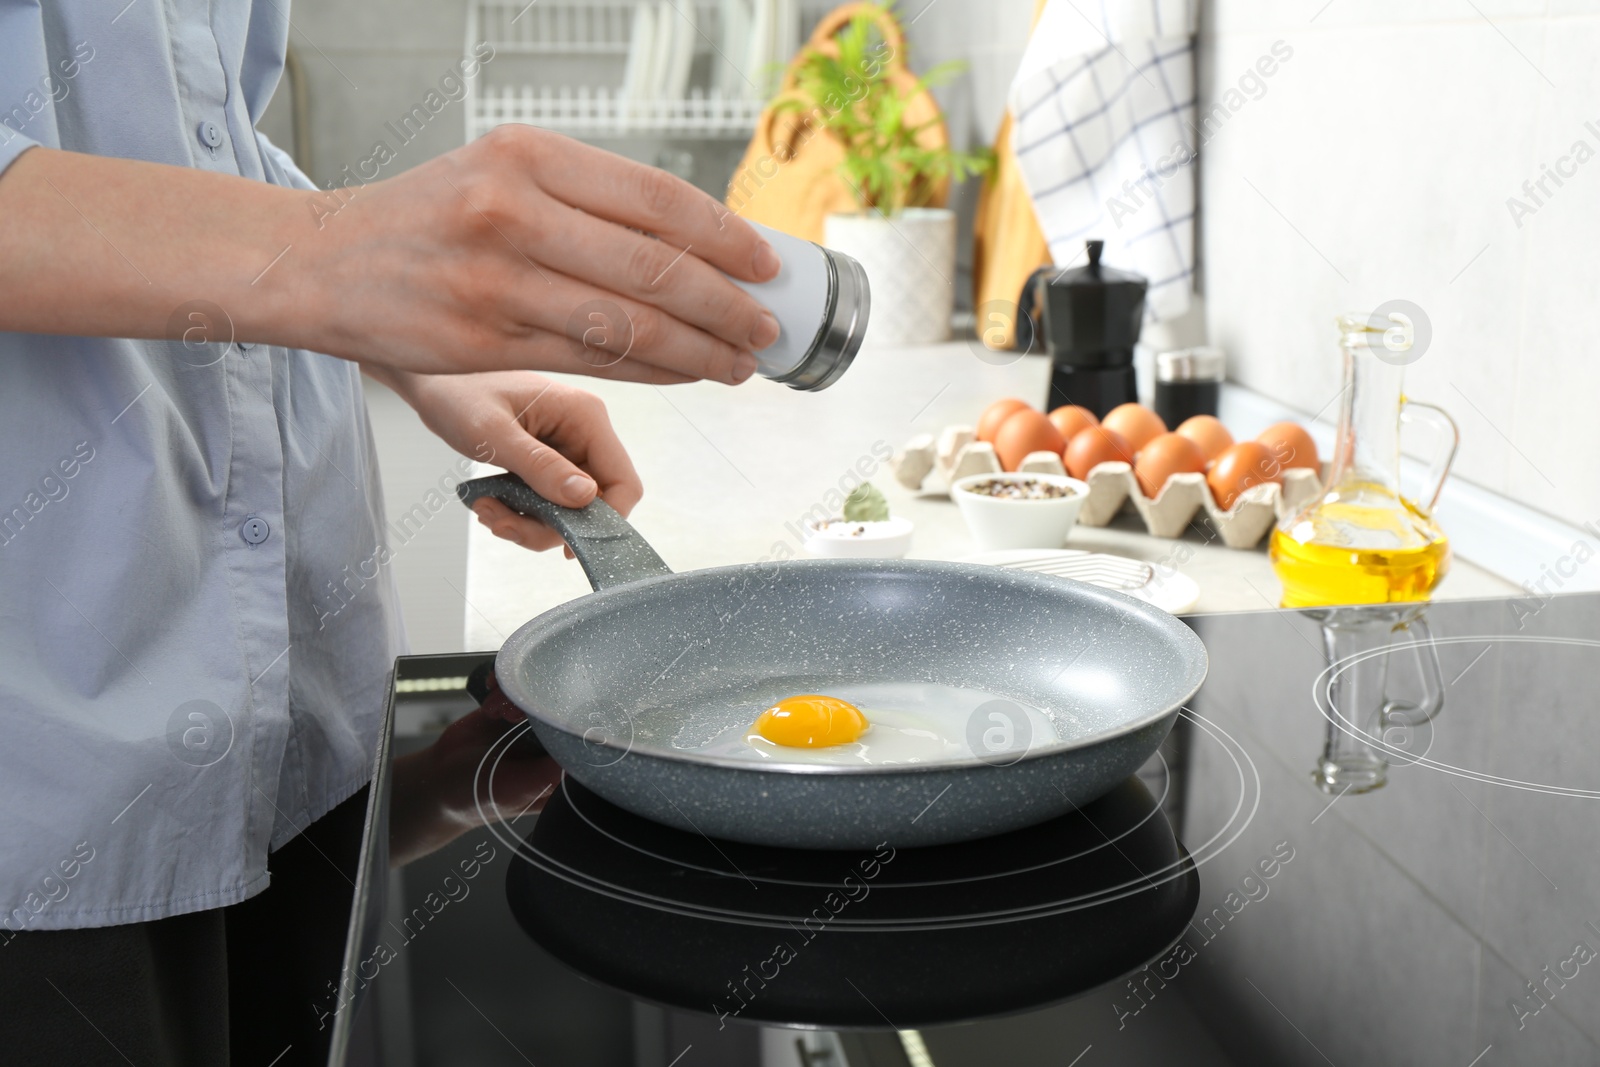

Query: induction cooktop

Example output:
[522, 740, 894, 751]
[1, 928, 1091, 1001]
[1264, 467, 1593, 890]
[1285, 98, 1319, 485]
[506, 772, 1197, 1029]
[356, 590, 1600, 1067]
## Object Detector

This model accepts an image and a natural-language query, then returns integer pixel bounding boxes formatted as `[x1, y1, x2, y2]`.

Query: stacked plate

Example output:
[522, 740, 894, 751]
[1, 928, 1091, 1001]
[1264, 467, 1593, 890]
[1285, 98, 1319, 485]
[959, 549, 1200, 614]
[621, 0, 798, 105]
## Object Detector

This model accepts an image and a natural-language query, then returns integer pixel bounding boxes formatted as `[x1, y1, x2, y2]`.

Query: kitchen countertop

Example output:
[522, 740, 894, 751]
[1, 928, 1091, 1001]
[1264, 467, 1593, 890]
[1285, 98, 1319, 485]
[462, 341, 1516, 647]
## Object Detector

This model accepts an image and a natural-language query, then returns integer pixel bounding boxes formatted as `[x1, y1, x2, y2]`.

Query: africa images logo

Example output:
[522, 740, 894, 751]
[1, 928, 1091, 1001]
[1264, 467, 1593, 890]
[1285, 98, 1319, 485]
[165, 699, 235, 768]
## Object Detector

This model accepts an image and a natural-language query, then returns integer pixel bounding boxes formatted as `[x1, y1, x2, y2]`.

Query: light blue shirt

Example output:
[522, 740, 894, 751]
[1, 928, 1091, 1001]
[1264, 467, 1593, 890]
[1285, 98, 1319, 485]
[0, 1, 406, 930]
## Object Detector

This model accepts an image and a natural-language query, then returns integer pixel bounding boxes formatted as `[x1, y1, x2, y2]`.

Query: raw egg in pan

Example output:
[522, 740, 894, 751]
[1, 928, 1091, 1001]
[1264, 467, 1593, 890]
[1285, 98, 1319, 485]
[678, 682, 1066, 767]
[751, 694, 869, 747]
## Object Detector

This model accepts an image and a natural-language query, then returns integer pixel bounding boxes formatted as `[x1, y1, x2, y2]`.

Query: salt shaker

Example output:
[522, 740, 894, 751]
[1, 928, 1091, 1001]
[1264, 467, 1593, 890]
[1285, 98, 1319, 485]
[725, 222, 871, 392]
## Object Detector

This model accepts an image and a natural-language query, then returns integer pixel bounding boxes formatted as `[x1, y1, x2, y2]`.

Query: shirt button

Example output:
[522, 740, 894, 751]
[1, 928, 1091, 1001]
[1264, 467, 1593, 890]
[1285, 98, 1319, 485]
[240, 517, 270, 545]
[235, 341, 253, 354]
[198, 121, 224, 149]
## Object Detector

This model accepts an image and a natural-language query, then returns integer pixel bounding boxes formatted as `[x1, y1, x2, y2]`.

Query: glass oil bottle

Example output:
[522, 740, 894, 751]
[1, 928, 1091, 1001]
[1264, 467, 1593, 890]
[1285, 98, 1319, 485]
[1270, 313, 1459, 608]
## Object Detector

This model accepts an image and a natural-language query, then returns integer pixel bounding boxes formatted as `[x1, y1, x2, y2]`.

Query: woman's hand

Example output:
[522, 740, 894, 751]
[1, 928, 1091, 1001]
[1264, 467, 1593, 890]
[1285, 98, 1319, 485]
[375, 368, 642, 551]
[295, 125, 782, 385]
[0, 132, 782, 386]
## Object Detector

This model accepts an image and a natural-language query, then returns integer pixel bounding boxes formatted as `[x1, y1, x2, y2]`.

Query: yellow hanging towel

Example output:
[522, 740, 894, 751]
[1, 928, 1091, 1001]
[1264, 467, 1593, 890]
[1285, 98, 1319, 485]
[971, 0, 1053, 349]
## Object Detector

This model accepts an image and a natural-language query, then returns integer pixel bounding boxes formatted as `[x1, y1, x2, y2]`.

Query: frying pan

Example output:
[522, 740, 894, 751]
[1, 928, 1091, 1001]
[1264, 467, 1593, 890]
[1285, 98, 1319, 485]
[458, 474, 1206, 849]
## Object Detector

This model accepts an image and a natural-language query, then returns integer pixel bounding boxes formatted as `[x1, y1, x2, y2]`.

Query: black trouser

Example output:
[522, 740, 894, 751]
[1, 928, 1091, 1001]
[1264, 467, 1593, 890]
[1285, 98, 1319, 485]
[0, 785, 368, 1067]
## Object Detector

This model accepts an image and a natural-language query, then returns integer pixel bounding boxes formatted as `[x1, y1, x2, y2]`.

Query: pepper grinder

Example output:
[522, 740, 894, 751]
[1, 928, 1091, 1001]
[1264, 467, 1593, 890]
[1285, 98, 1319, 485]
[1152, 346, 1225, 427]
[1018, 240, 1147, 419]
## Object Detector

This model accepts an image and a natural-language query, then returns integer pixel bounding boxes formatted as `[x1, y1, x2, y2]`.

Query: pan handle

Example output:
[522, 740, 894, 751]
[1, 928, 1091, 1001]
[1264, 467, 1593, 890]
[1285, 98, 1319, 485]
[457, 472, 674, 592]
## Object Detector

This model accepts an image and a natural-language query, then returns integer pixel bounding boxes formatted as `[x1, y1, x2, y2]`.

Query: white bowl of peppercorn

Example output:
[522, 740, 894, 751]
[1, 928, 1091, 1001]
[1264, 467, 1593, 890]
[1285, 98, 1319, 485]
[951, 472, 1088, 551]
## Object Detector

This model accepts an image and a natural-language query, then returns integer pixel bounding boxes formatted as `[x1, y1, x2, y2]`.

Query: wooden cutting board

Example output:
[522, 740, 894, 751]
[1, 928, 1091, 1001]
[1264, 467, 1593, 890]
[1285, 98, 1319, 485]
[971, 0, 1053, 349]
[724, 1, 948, 242]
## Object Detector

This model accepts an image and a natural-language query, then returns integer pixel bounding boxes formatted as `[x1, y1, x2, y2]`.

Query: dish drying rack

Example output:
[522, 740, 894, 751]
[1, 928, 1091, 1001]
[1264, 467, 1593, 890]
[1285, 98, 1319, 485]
[470, 85, 763, 138]
[465, 0, 829, 140]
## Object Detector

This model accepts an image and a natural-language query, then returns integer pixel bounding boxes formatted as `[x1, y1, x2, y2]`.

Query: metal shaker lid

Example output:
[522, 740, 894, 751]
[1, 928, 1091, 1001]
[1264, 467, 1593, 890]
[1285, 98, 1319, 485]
[1155, 346, 1226, 382]
[767, 248, 870, 392]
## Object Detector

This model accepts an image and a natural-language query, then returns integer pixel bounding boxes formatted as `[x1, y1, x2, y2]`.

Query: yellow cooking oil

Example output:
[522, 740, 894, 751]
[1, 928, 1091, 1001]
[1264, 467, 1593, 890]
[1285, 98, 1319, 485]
[1270, 486, 1450, 608]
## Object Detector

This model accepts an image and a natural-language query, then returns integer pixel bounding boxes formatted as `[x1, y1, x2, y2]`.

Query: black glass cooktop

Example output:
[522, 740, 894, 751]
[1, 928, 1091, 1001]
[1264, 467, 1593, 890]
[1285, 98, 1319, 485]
[508, 774, 1196, 1030]
[362, 590, 1600, 1067]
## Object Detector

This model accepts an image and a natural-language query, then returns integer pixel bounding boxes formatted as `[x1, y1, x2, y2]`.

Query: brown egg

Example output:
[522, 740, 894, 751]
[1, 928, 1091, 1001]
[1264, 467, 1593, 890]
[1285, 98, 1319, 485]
[1047, 405, 1099, 445]
[1102, 403, 1167, 455]
[1256, 421, 1319, 473]
[1207, 441, 1282, 510]
[1134, 432, 1208, 499]
[976, 398, 1032, 443]
[994, 409, 1066, 471]
[1176, 415, 1235, 464]
[1064, 426, 1134, 480]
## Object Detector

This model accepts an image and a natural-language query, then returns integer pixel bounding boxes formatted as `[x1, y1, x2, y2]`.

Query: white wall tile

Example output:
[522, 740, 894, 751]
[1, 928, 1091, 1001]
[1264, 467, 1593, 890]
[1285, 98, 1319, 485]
[1200, 19, 1554, 507]
[908, 0, 1037, 146]
[1502, 16, 1600, 526]
[1208, 0, 1549, 36]
[1545, 0, 1599, 18]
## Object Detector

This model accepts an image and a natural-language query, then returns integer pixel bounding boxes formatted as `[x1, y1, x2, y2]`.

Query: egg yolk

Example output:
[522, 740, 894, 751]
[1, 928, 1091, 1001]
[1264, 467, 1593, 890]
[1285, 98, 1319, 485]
[751, 695, 869, 748]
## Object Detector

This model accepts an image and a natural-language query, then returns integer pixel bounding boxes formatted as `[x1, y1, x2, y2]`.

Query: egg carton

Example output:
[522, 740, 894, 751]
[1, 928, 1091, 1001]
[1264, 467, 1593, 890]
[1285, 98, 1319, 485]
[891, 426, 1325, 550]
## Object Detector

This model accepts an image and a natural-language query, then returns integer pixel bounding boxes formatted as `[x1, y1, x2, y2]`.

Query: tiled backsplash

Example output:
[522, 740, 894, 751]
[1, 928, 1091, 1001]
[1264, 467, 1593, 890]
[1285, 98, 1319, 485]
[1197, 4, 1597, 530]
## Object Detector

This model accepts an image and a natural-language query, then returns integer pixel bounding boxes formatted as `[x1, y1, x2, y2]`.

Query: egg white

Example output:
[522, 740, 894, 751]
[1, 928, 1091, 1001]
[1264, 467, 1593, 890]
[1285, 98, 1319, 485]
[742, 706, 962, 765]
[682, 683, 1061, 767]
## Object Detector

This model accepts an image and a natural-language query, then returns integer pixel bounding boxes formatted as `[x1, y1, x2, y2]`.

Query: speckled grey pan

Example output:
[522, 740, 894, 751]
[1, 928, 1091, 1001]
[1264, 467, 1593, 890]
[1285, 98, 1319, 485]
[458, 474, 1207, 849]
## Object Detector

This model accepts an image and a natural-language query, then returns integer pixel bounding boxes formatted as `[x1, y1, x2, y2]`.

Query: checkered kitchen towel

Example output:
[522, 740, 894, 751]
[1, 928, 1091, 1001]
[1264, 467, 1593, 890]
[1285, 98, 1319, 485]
[1008, 0, 1197, 321]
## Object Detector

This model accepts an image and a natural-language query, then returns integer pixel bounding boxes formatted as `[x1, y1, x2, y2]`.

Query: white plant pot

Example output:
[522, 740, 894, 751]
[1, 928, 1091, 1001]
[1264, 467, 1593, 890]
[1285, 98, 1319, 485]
[824, 207, 955, 347]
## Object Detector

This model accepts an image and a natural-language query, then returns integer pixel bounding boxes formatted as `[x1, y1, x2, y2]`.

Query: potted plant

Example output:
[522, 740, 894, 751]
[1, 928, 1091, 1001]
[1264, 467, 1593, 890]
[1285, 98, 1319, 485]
[777, 3, 992, 346]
